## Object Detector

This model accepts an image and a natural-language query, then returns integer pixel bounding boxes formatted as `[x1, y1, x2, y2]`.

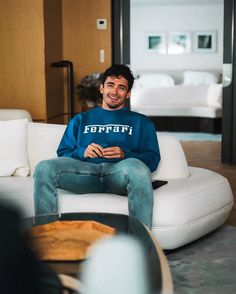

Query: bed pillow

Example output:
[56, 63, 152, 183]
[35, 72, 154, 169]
[134, 73, 175, 89]
[0, 119, 29, 177]
[183, 71, 218, 85]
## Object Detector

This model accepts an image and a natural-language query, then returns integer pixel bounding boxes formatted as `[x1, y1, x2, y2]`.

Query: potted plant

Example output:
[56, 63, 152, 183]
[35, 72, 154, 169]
[76, 72, 102, 108]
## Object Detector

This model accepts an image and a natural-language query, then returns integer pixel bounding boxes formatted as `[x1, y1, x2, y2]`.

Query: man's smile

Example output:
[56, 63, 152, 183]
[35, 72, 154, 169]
[108, 95, 119, 101]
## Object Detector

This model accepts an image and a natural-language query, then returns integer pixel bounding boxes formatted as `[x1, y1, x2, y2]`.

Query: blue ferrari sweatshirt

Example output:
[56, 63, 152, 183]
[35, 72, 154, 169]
[57, 107, 160, 172]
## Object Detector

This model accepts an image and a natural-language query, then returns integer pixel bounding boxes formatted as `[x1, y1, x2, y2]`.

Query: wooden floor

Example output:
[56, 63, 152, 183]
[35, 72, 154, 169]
[181, 141, 236, 227]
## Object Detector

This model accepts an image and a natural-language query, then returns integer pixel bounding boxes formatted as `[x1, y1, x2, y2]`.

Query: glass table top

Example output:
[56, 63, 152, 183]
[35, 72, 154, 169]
[23, 212, 162, 294]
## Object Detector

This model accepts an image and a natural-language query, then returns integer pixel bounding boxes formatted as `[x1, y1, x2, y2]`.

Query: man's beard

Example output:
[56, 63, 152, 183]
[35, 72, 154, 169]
[107, 103, 122, 109]
[105, 99, 125, 110]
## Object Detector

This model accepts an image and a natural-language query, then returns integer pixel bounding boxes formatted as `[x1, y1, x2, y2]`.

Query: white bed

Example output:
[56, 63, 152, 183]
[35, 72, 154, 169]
[130, 70, 222, 133]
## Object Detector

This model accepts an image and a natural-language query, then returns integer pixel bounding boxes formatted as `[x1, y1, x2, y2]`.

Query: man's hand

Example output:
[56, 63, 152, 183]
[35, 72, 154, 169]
[84, 143, 103, 158]
[102, 146, 125, 159]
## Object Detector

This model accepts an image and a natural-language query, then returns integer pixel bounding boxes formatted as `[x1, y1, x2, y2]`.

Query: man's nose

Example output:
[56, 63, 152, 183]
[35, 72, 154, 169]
[111, 86, 118, 94]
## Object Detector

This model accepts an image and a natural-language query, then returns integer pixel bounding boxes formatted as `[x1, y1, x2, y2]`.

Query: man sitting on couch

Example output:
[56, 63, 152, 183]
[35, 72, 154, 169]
[34, 64, 160, 228]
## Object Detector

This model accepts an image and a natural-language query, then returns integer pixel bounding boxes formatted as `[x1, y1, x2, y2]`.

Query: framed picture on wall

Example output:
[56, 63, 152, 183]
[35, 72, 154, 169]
[146, 32, 167, 54]
[168, 32, 191, 54]
[194, 31, 217, 53]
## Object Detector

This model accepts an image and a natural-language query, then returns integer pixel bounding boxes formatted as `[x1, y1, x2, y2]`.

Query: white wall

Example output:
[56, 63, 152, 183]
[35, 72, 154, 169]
[130, 4, 224, 72]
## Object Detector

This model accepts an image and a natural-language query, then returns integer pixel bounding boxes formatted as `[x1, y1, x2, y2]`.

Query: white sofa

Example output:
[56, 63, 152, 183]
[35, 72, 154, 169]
[0, 111, 234, 249]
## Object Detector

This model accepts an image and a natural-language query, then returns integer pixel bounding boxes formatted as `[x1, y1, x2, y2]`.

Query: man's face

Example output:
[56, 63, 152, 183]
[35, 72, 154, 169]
[100, 76, 131, 110]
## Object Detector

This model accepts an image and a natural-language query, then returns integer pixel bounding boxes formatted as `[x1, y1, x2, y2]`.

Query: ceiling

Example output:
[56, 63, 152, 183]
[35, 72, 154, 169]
[131, 0, 223, 6]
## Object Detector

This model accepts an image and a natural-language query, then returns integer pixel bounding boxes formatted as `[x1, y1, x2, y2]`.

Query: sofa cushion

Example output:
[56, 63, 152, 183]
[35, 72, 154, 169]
[0, 176, 34, 217]
[0, 119, 29, 177]
[27, 123, 66, 175]
[152, 134, 189, 180]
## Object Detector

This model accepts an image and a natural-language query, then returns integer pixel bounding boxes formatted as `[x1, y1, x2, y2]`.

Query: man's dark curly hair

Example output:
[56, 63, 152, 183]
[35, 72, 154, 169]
[100, 64, 134, 91]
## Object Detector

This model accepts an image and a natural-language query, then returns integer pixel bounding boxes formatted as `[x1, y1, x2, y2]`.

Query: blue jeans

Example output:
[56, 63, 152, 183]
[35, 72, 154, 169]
[34, 157, 153, 228]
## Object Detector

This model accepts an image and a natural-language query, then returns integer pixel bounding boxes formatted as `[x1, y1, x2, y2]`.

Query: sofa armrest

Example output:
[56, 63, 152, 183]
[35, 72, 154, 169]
[152, 134, 189, 180]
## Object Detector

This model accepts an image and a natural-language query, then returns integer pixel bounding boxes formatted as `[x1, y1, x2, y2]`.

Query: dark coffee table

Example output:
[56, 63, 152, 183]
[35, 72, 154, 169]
[24, 212, 173, 294]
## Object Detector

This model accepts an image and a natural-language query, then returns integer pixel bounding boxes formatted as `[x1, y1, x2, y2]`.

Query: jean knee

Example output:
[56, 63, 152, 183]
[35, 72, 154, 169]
[122, 158, 150, 176]
[34, 159, 56, 178]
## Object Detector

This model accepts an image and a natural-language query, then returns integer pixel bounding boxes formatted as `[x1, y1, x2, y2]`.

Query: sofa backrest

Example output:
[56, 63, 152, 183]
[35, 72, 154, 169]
[27, 123, 189, 179]
[27, 123, 66, 175]
[152, 134, 189, 180]
[0, 109, 32, 121]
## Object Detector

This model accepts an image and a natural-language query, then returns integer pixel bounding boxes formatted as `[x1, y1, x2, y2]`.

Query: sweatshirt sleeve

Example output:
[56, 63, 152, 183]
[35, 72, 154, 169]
[123, 119, 160, 172]
[57, 115, 86, 159]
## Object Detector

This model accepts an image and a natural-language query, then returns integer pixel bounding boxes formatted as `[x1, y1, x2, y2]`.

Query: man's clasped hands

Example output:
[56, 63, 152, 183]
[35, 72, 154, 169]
[84, 143, 125, 159]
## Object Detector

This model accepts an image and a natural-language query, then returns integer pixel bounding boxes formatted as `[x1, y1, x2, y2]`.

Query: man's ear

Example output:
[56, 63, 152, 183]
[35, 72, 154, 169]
[100, 84, 104, 94]
[126, 90, 131, 99]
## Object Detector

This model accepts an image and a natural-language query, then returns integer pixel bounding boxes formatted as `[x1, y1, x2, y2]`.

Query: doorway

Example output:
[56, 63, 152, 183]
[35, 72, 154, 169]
[129, 0, 224, 134]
